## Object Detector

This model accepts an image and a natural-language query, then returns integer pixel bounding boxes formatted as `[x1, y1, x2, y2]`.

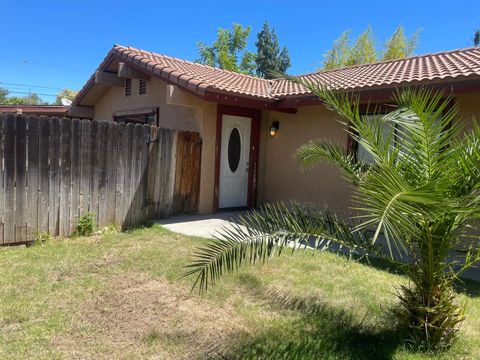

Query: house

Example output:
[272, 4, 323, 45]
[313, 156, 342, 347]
[70, 45, 480, 215]
[0, 105, 69, 117]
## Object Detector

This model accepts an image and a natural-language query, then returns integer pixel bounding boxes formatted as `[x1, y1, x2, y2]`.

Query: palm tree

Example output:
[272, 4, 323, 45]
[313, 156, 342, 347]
[184, 85, 480, 349]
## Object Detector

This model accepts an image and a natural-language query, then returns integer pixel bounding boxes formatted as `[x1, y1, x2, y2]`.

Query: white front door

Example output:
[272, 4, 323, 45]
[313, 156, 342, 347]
[219, 115, 251, 208]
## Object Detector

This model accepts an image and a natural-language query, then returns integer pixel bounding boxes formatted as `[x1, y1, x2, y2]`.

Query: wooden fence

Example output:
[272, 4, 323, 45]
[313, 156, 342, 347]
[0, 113, 202, 245]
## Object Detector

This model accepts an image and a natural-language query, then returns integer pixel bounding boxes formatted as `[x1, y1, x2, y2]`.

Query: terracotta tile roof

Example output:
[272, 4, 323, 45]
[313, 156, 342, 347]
[114, 45, 273, 99]
[74, 45, 480, 106]
[272, 47, 480, 97]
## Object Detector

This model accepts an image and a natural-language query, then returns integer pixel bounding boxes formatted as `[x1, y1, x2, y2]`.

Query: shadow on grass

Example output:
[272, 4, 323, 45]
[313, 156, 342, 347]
[320, 243, 480, 299]
[453, 277, 480, 297]
[214, 274, 404, 360]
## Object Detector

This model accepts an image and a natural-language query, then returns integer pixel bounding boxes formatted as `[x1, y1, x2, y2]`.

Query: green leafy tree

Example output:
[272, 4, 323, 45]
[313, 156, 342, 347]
[55, 88, 78, 105]
[0, 88, 46, 105]
[3, 93, 44, 105]
[383, 26, 420, 60]
[255, 21, 291, 78]
[474, 30, 480, 47]
[323, 30, 352, 70]
[21, 93, 43, 105]
[0, 87, 9, 103]
[322, 26, 420, 69]
[197, 24, 256, 75]
[186, 84, 480, 350]
[346, 25, 377, 65]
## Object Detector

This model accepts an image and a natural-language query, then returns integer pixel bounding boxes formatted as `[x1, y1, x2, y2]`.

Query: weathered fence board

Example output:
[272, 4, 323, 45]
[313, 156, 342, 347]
[0, 114, 4, 244]
[0, 113, 5, 244]
[48, 117, 61, 236]
[0, 115, 201, 244]
[4, 114, 15, 243]
[70, 119, 81, 233]
[27, 115, 39, 238]
[38, 116, 50, 234]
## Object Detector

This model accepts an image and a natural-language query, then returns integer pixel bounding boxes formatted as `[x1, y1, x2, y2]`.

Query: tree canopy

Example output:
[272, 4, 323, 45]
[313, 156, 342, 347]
[255, 21, 291, 78]
[322, 25, 421, 70]
[475, 30, 480, 47]
[0, 87, 45, 105]
[55, 88, 78, 105]
[196, 24, 256, 75]
[383, 26, 420, 60]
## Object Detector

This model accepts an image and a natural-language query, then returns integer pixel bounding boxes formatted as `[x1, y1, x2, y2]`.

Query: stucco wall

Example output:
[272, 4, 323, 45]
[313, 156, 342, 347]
[94, 77, 201, 132]
[90, 80, 480, 216]
[258, 105, 354, 214]
[92, 77, 217, 214]
[456, 93, 480, 131]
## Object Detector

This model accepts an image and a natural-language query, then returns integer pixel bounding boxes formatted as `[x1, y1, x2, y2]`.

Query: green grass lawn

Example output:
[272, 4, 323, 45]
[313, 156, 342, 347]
[1, 225, 480, 359]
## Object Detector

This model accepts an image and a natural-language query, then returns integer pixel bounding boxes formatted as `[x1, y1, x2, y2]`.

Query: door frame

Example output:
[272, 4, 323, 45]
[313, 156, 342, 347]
[214, 104, 261, 212]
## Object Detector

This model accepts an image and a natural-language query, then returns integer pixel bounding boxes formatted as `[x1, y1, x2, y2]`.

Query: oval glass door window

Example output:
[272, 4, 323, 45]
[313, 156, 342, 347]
[228, 128, 241, 172]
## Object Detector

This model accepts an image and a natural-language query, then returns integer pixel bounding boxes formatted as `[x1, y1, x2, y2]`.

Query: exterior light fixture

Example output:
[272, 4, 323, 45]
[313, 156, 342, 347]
[269, 121, 279, 137]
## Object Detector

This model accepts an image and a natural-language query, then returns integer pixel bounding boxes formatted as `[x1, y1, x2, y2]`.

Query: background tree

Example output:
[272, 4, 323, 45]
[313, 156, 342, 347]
[0, 87, 9, 103]
[346, 25, 377, 65]
[321, 25, 421, 70]
[186, 86, 480, 350]
[255, 21, 291, 78]
[196, 24, 256, 75]
[0, 90, 45, 105]
[323, 30, 352, 70]
[55, 88, 78, 105]
[383, 26, 420, 60]
[474, 30, 480, 47]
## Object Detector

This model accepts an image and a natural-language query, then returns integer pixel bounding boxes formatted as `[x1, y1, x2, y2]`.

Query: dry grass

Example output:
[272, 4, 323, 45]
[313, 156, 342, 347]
[0, 224, 479, 359]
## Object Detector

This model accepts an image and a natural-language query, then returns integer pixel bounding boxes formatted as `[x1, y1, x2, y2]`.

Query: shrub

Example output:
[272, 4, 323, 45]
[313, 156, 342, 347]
[75, 212, 96, 236]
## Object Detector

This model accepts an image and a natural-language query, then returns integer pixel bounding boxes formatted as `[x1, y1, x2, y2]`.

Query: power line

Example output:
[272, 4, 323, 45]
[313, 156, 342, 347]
[6, 91, 58, 98]
[0, 57, 88, 73]
[0, 81, 64, 90]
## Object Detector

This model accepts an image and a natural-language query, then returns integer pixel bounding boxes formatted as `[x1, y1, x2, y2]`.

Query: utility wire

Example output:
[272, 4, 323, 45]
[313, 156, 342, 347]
[6, 91, 57, 97]
[0, 57, 88, 73]
[0, 81, 64, 90]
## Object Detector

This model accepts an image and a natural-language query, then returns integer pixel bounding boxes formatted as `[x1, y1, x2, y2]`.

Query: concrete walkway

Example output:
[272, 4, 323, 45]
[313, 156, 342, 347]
[155, 211, 245, 239]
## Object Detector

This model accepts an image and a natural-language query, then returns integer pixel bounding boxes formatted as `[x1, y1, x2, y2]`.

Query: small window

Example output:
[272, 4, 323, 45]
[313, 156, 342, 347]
[357, 115, 394, 164]
[139, 79, 147, 95]
[114, 109, 158, 126]
[227, 128, 241, 172]
[356, 114, 444, 164]
[125, 78, 132, 96]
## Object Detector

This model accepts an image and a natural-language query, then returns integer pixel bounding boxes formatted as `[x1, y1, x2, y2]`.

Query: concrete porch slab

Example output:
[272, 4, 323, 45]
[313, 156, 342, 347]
[155, 211, 246, 239]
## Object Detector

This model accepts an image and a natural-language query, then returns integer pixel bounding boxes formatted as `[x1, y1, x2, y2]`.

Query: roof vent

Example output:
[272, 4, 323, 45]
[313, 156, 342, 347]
[139, 79, 147, 95]
[125, 78, 132, 96]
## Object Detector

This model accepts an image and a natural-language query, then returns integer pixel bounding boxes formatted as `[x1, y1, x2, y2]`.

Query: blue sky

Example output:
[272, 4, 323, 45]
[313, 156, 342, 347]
[1, 0, 479, 102]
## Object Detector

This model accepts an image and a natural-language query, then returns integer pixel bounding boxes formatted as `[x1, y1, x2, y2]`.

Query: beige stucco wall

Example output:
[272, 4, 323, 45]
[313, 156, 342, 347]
[93, 77, 217, 214]
[456, 93, 480, 131]
[258, 105, 354, 214]
[94, 77, 201, 132]
[91, 79, 480, 216]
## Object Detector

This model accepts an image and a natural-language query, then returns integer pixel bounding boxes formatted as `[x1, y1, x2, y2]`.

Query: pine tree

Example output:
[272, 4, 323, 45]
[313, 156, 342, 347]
[255, 21, 291, 78]
[383, 26, 420, 60]
[475, 30, 480, 47]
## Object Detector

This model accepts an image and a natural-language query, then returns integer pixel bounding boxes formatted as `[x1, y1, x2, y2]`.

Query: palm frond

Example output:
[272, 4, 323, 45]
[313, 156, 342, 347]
[295, 140, 368, 184]
[184, 202, 395, 292]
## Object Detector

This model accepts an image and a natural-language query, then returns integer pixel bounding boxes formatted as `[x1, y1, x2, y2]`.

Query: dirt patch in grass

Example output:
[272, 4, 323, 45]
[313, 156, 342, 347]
[53, 273, 246, 359]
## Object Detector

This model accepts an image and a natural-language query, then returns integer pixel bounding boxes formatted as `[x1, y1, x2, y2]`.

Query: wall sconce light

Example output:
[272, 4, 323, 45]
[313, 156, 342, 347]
[269, 121, 279, 137]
